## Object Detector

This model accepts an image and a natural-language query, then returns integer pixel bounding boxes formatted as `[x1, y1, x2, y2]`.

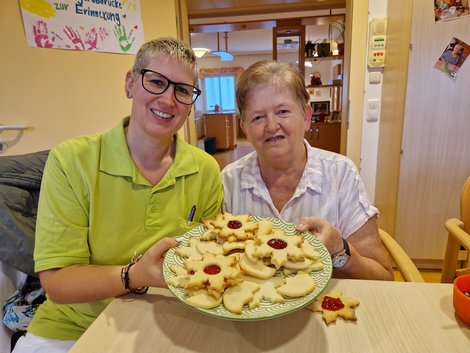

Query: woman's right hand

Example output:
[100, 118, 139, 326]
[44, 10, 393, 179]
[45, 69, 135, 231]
[129, 237, 180, 289]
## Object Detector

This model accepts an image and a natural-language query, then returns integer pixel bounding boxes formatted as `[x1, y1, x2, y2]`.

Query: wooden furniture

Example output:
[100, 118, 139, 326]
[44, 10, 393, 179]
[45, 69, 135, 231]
[305, 121, 341, 153]
[379, 228, 425, 282]
[204, 113, 237, 151]
[441, 176, 470, 283]
[272, 21, 305, 76]
[69, 279, 469, 353]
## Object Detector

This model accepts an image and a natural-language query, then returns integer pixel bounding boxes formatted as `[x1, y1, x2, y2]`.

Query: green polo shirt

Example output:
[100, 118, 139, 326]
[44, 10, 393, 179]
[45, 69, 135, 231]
[28, 117, 223, 340]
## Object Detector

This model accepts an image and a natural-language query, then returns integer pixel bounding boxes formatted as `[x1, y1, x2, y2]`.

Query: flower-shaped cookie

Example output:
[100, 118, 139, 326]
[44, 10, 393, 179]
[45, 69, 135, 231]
[210, 212, 258, 242]
[308, 290, 359, 324]
[253, 229, 304, 269]
[184, 252, 243, 298]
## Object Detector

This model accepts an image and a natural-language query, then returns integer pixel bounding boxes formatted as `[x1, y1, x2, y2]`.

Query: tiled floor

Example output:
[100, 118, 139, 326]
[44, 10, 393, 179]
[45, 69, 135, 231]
[198, 137, 254, 170]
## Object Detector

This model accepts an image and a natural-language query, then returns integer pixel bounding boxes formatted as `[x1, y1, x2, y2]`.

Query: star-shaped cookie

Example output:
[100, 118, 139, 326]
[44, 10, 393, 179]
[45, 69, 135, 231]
[308, 290, 359, 324]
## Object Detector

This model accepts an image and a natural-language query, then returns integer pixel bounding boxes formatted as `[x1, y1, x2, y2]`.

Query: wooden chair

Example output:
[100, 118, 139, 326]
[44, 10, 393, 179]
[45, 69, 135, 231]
[441, 176, 470, 283]
[379, 228, 425, 282]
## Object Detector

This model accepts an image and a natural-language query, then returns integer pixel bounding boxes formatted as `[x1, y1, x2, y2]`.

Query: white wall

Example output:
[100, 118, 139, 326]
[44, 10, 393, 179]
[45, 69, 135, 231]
[359, 1, 388, 202]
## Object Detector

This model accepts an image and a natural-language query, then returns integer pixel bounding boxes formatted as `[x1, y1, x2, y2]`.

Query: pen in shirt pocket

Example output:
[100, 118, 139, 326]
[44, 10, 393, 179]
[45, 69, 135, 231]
[187, 205, 196, 224]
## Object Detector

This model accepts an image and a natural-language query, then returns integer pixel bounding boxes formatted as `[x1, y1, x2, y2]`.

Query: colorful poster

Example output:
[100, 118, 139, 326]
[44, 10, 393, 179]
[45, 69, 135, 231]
[19, 0, 144, 54]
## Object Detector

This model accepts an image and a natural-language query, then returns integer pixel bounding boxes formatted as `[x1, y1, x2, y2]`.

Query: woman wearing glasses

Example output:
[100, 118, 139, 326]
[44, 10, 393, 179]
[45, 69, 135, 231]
[12, 37, 223, 353]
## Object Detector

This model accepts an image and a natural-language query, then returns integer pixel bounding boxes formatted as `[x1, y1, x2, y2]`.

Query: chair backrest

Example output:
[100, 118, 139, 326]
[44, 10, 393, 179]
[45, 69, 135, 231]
[378, 228, 425, 282]
[440, 176, 470, 283]
[461, 177, 470, 233]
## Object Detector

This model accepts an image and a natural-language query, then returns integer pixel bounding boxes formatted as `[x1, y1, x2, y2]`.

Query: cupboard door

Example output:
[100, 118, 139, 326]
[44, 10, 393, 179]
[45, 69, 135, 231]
[305, 123, 341, 153]
[204, 114, 237, 150]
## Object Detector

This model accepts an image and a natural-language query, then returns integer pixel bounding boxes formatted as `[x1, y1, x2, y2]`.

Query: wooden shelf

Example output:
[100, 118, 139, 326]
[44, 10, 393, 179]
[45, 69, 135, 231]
[306, 84, 341, 88]
[305, 55, 343, 61]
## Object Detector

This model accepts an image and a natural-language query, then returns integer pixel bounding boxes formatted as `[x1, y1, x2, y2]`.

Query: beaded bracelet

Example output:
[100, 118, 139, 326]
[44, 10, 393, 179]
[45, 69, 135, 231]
[121, 253, 148, 295]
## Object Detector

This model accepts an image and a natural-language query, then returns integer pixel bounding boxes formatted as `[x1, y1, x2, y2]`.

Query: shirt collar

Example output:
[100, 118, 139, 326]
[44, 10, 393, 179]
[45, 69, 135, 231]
[99, 117, 199, 187]
[238, 140, 324, 195]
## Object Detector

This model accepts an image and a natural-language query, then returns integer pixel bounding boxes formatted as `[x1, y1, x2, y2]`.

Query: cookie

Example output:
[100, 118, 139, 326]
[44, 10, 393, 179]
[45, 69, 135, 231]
[222, 280, 260, 314]
[243, 275, 286, 309]
[196, 240, 224, 256]
[276, 272, 316, 297]
[166, 264, 189, 288]
[253, 229, 304, 269]
[176, 237, 203, 261]
[222, 240, 247, 254]
[184, 252, 243, 298]
[308, 290, 359, 324]
[210, 212, 258, 241]
[239, 253, 277, 279]
[185, 289, 222, 309]
[301, 240, 322, 260]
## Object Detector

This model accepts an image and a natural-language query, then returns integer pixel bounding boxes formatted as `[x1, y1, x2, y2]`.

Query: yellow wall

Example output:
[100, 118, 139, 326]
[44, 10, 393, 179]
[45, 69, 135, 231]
[0, 0, 178, 156]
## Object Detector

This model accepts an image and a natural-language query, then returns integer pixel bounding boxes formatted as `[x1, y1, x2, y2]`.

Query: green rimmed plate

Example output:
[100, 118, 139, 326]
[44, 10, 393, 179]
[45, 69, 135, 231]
[163, 215, 332, 321]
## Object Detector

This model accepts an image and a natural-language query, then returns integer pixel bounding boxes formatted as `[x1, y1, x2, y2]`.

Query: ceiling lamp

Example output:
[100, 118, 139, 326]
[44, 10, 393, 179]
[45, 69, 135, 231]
[212, 32, 233, 61]
[193, 48, 210, 58]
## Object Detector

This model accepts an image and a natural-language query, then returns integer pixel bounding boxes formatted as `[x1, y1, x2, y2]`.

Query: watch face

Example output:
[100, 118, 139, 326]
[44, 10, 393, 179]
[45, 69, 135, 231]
[333, 253, 349, 269]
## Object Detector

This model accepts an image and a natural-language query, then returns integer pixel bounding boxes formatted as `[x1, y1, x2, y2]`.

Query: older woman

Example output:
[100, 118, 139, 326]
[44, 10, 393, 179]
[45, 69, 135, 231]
[222, 60, 393, 281]
[13, 37, 223, 353]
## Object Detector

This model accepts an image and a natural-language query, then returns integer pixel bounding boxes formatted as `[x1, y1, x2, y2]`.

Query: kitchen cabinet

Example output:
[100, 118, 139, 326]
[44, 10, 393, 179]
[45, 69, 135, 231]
[204, 113, 237, 150]
[305, 122, 341, 153]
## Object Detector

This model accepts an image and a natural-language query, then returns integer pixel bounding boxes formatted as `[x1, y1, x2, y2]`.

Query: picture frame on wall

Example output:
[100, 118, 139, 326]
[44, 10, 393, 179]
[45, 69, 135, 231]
[311, 101, 330, 116]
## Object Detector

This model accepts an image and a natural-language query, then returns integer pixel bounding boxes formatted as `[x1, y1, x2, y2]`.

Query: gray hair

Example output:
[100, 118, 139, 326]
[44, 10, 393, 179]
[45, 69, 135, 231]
[132, 37, 198, 82]
[236, 60, 309, 119]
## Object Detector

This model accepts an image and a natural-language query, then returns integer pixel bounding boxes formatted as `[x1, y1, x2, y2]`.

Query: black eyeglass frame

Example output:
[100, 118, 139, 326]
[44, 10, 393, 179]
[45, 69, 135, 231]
[139, 69, 201, 105]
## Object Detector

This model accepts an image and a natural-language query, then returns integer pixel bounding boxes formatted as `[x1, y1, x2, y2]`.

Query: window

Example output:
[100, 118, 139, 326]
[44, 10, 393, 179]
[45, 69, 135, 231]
[203, 74, 236, 112]
[197, 67, 243, 114]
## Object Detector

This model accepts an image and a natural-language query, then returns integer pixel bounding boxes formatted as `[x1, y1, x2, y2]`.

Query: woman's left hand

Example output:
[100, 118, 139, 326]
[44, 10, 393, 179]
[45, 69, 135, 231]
[296, 216, 344, 255]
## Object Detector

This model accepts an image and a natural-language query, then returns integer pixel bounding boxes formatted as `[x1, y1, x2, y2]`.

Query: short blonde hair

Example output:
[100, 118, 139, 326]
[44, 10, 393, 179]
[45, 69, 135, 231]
[236, 61, 309, 119]
[132, 37, 198, 82]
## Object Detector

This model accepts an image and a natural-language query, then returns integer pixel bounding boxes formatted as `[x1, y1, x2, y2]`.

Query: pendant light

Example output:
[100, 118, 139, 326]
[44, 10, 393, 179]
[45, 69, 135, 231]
[212, 32, 233, 61]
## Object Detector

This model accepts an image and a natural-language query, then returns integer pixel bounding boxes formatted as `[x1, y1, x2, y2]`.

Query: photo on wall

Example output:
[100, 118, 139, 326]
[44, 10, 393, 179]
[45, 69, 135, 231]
[434, 37, 470, 79]
[434, 0, 469, 22]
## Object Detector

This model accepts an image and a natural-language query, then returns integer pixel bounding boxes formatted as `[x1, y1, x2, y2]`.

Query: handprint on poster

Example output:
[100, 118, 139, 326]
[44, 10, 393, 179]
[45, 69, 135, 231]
[20, 0, 144, 54]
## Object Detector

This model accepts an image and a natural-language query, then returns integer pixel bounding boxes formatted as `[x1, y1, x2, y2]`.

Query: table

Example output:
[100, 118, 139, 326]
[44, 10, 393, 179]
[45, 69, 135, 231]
[69, 279, 469, 353]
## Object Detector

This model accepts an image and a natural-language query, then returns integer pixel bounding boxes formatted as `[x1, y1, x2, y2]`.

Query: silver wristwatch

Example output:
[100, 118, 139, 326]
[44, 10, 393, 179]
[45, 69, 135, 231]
[332, 238, 351, 269]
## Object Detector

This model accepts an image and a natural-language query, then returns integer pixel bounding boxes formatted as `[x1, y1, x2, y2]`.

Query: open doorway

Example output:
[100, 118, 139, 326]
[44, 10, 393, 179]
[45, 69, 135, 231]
[186, 7, 349, 166]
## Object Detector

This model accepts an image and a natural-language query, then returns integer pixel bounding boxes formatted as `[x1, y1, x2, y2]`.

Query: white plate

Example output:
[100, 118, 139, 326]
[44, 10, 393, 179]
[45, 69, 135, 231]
[163, 215, 333, 321]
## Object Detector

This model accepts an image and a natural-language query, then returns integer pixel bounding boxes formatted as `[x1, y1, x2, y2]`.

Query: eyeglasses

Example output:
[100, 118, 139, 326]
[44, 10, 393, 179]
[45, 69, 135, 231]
[140, 69, 201, 105]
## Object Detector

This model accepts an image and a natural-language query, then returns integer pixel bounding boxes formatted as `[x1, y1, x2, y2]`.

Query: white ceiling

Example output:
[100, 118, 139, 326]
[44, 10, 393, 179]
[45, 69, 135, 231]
[186, 0, 346, 19]
[187, 2, 346, 55]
